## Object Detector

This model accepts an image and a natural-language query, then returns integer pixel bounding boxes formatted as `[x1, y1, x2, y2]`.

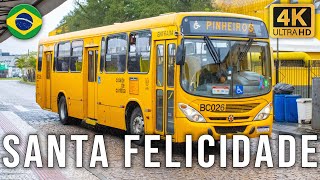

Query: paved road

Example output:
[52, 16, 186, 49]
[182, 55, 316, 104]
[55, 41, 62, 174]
[0, 80, 319, 179]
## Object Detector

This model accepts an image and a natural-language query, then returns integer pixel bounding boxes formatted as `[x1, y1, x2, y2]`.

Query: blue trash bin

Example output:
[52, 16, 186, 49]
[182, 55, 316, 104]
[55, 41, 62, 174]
[284, 95, 301, 123]
[274, 94, 286, 122]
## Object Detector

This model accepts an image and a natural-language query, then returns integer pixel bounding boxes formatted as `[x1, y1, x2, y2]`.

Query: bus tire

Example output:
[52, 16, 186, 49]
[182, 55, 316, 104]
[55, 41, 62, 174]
[130, 107, 145, 146]
[58, 96, 70, 125]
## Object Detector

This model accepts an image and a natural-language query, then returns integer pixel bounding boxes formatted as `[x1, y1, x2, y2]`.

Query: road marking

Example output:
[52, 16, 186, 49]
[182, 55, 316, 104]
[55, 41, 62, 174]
[14, 105, 29, 112]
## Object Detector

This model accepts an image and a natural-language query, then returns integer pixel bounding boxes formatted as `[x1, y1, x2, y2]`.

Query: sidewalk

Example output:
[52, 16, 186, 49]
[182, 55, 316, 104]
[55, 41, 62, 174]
[0, 111, 99, 180]
[273, 121, 320, 136]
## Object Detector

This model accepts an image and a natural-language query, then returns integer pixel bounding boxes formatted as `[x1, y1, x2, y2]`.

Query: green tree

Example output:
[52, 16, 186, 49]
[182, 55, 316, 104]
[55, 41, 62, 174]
[15, 52, 37, 82]
[15, 55, 27, 77]
[59, 0, 216, 33]
[25, 52, 37, 69]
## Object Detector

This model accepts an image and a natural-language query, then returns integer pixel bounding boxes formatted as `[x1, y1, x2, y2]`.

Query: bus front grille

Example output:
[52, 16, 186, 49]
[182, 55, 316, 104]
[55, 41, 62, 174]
[214, 126, 247, 134]
[220, 103, 260, 113]
[208, 116, 250, 121]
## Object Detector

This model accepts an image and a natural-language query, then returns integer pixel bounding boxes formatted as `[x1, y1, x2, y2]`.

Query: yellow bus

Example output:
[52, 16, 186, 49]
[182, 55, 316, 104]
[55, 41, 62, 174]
[36, 12, 274, 144]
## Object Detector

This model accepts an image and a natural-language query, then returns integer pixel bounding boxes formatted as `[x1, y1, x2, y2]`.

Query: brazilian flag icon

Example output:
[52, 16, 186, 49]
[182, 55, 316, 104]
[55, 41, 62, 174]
[6, 4, 42, 40]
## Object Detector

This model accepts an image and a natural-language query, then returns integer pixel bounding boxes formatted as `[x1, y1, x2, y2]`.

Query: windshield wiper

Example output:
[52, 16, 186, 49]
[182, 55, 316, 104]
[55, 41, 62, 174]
[204, 36, 221, 64]
[238, 38, 254, 62]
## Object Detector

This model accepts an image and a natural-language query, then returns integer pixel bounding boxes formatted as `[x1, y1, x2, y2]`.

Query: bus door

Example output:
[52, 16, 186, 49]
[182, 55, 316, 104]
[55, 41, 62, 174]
[155, 40, 176, 136]
[44, 52, 52, 109]
[87, 48, 99, 119]
[36, 48, 44, 108]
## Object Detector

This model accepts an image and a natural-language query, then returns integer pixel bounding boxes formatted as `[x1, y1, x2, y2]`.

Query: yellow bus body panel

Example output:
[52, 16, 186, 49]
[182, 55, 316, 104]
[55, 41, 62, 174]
[36, 12, 273, 142]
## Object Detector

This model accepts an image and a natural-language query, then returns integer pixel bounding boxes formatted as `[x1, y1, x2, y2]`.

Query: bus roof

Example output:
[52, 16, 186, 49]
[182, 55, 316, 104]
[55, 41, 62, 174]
[39, 12, 263, 44]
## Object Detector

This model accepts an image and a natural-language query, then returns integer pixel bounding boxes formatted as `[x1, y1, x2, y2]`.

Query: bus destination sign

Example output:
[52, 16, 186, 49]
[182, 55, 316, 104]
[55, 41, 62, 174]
[181, 16, 269, 38]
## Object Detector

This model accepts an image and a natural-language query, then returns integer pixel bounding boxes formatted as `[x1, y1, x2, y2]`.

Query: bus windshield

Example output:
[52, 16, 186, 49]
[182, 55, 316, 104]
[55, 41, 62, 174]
[181, 38, 271, 98]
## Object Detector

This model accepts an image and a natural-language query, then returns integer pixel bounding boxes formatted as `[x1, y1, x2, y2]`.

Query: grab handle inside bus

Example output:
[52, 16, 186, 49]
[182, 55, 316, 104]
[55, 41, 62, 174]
[176, 44, 185, 65]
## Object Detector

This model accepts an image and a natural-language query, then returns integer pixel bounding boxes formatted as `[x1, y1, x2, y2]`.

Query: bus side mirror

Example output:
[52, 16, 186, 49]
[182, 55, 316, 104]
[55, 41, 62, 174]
[176, 45, 185, 65]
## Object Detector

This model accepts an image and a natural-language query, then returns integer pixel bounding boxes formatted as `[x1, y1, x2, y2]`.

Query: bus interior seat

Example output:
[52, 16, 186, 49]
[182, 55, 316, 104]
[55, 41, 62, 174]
[140, 53, 150, 72]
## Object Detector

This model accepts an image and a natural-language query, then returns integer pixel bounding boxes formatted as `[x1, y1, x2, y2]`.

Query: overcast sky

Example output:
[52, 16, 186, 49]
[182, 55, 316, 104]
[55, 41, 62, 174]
[0, 0, 74, 55]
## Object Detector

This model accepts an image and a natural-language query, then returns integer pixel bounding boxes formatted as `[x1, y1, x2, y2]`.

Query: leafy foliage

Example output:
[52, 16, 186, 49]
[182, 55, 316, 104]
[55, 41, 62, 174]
[15, 52, 37, 82]
[59, 0, 216, 33]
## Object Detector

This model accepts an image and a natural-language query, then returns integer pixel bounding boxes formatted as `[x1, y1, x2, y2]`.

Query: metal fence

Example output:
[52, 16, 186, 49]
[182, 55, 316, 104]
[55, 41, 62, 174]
[276, 60, 320, 98]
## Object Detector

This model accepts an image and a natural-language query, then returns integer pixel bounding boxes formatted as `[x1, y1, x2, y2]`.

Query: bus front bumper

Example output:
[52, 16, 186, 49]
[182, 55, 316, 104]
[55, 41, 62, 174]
[174, 116, 273, 143]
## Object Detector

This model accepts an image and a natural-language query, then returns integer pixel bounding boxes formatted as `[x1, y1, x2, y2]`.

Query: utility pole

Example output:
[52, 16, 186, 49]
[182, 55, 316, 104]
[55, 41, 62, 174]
[276, 38, 279, 84]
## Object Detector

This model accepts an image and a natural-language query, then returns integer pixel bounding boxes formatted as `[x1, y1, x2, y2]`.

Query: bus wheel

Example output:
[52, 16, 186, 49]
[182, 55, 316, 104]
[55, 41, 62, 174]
[130, 107, 145, 145]
[58, 96, 70, 125]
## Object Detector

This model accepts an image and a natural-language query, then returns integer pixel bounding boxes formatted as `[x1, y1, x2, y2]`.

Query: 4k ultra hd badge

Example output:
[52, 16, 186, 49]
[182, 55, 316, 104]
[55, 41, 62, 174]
[6, 4, 42, 40]
[270, 4, 315, 38]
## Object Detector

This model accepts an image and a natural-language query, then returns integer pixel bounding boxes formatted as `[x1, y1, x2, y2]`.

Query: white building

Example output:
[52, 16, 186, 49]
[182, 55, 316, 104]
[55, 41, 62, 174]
[0, 50, 20, 78]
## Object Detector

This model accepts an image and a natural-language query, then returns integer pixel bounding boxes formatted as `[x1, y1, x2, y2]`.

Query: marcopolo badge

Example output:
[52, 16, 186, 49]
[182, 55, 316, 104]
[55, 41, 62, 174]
[6, 4, 42, 40]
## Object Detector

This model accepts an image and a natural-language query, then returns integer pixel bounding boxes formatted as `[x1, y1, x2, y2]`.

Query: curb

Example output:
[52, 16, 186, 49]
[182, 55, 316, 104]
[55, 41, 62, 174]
[272, 127, 320, 138]
[272, 128, 303, 138]
[19, 80, 35, 85]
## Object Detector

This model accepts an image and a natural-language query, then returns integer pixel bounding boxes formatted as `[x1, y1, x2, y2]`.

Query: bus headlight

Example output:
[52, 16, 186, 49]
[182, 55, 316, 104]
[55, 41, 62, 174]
[254, 103, 272, 121]
[178, 103, 206, 123]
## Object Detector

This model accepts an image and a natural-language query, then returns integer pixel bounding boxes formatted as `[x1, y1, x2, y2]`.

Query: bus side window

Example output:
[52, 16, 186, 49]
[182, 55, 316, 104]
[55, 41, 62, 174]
[54, 44, 57, 71]
[100, 37, 106, 73]
[38, 45, 43, 72]
[105, 34, 127, 73]
[156, 45, 164, 86]
[70, 40, 83, 72]
[128, 31, 151, 73]
[128, 34, 137, 72]
[56, 42, 71, 72]
[167, 44, 176, 87]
